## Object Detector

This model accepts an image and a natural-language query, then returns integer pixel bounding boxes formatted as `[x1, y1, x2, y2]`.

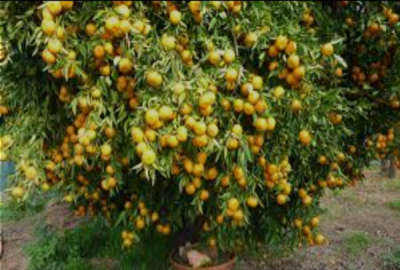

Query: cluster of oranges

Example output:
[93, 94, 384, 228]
[262, 159, 293, 205]
[383, 7, 399, 26]
[368, 128, 396, 160]
[268, 36, 311, 89]
[350, 61, 388, 88]
[293, 215, 326, 246]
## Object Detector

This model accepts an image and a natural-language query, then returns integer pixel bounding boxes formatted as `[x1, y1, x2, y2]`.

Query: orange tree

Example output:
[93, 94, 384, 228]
[1, 1, 399, 252]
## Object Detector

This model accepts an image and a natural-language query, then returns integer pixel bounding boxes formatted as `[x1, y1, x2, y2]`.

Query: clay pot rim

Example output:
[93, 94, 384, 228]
[169, 249, 236, 270]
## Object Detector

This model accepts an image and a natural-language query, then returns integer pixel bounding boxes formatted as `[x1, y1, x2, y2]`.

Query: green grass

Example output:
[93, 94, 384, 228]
[25, 220, 172, 270]
[0, 192, 53, 222]
[386, 200, 400, 212]
[384, 246, 400, 269]
[385, 179, 400, 191]
[343, 232, 374, 257]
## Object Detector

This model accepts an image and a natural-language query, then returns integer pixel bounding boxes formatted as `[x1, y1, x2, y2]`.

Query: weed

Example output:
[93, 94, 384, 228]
[385, 179, 400, 191]
[343, 231, 374, 256]
[0, 192, 54, 222]
[386, 200, 400, 212]
[25, 220, 171, 270]
[25, 225, 88, 270]
[384, 246, 400, 270]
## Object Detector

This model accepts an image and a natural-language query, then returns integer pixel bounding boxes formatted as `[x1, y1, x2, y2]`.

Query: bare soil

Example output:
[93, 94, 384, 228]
[1, 169, 400, 270]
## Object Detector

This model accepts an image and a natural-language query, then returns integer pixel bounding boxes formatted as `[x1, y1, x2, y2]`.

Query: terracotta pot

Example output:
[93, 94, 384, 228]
[170, 251, 236, 270]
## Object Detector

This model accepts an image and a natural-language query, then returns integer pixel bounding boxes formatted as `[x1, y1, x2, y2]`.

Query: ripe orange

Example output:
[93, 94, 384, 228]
[207, 123, 219, 137]
[299, 129, 312, 146]
[246, 196, 258, 208]
[85, 23, 97, 36]
[192, 163, 204, 177]
[232, 124, 243, 135]
[223, 49, 235, 64]
[100, 65, 111, 76]
[199, 189, 209, 201]
[159, 106, 174, 121]
[294, 218, 302, 229]
[93, 45, 105, 59]
[285, 40, 297, 54]
[101, 144, 112, 156]
[185, 183, 196, 195]
[107, 177, 117, 189]
[131, 127, 144, 143]
[243, 102, 255, 115]
[310, 216, 320, 227]
[272, 86, 285, 99]
[225, 68, 238, 82]
[193, 121, 207, 135]
[244, 32, 258, 47]
[233, 210, 244, 221]
[118, 58, 133, 74]
[208, 51, 221, 65]
[48, 39, 62, 54]
[170, 10, 182, 25]
[167, 135, 179, 148]
[318, 155, 328, 165]
[25, 166, 37, 180]
[321, 43, 334, 56]
[42, 50, 56, 65]
[275, 35, 288, 50]
[177, 126, 188, 142]
[254, 117, 267, 131]
[47, 2, 62, 16]
[287, 54, 300, 69]
[161, 35, 176, 50]
[142, 149, 156, 165]
[302, 195, 312, 206]
[192, 177, 202, 189]
[41, 18, 57, 36]
[268, 45, 279, 57]
[145, 109, 159, 126]
[248, 91, 260, 104]
[61, 1, 74, 10]
[335, 67, 343, 77]
[221, 175, 230, 187]
[266, 117, 276, 131]
[105, 16, 120, 33]
[233, 99, 244, 112]
[276, 194, 287, 205]
[291, 99, 302, 112]
[293, 66, 305, 79]
[105, 127, 116, 139]
[228, 198, 239, 211]
[146, 71, 163, 87]
[314, 234, 326, 245]
[251, 75, 263, 90]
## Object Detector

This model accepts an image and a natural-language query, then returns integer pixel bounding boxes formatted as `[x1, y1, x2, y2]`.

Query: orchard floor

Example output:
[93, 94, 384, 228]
[1, 169, 400, 270]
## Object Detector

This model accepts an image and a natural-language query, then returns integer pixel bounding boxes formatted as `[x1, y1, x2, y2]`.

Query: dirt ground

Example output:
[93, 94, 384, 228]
[1, 169, 400, 270]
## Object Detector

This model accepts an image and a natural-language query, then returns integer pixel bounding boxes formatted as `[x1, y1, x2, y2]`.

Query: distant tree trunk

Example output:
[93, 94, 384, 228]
[380, 159, 388, 176]
[388, 158, 396, 179]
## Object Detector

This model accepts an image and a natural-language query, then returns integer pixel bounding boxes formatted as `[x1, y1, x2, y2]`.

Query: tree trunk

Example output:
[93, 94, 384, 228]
[380, 159, 388, 176]
[388, 158, 396, 179]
